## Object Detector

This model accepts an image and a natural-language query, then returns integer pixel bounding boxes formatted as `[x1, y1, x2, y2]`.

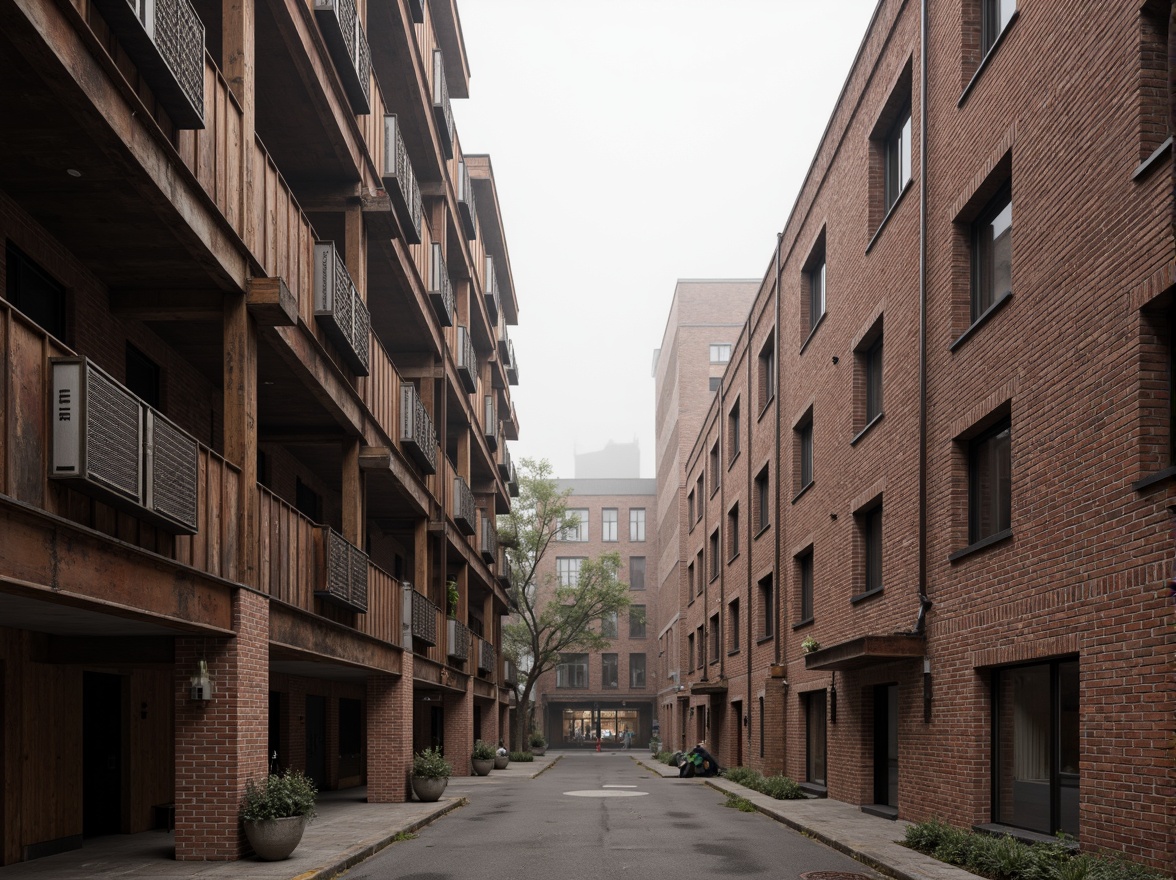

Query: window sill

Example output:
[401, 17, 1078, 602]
[756, 635, 774, 646]
[709, 659, 720, 666]
[957, 9, 1020, 109]
[1133, 137, 1172, 182]
[727, 649, 740, 657]
[727, 552, 740, 565]
[950, 290, 1012, 351]
[800, 312, 827, 354]
[727, 451, 741, 471]
[758, 395, 775, 422]
[850, 586, 884, 605]
[792, 480, 815, 505]
[866, 180, 913, 254]
[1133, 465, 1176, 493]
[973, 824, 1078, 850]
[850, 412, 884, 446]
[792, 617, 814, 631]
[949, 528, 1013, 563]
[754, 523, 771, 540]
[709, 573, 720, 584]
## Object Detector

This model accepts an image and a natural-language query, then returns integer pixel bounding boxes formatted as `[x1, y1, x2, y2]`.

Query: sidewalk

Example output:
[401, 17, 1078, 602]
[632, 754, 981, 880]
[0, 755, 560, 880]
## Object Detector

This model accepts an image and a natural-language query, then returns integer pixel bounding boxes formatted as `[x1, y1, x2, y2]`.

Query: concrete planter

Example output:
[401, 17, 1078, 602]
[532, 746, 546, 756]
[493, 754, 509, 769]
[410, 775, 448, 802]
[243, 815, 308, 861]
[471, 757, 493, 776]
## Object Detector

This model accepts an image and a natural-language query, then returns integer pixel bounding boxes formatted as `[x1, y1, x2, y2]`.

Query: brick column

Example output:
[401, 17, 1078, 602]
[444, 687, 475, 775]
[367, 662, 411, 802]
[174, 589, 269, 860]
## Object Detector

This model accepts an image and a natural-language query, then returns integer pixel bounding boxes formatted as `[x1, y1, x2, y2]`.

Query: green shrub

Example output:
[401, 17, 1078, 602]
[411, 747, 451, 779]
[240, 768, 317, 821]
[472, 740, 495, 760]
[529, 731, 547, 748]
[758, 774, 804, 800]
[510, 750, 534, 762]
[659, 750, 678, 765]
[723, 793, 757, 812]
[722, 766, 765, 788]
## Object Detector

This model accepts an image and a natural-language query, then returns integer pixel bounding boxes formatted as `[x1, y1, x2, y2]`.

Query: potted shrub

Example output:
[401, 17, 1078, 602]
[471, 739, 494, 776]
[529, 731, 547, 756]
[410, 746, 451, 802]
[493, 741, 510, 770]
[240, 768, 317, 861]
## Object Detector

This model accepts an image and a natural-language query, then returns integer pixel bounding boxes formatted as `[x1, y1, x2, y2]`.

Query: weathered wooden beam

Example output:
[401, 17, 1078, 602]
[41, 635, 174, 664]
[246, 277, 297, 326]
[109, 290, 224, 322]
[268, 603, 402, 674]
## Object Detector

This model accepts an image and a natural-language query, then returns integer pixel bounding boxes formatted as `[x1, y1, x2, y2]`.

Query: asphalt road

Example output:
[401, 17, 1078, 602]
[345, 751, 881, 880]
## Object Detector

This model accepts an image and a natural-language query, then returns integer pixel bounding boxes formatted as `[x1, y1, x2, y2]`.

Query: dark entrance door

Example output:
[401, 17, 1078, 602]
[268, 691, 282, 773]
[872, 684, 898, 809]
[430, 705, 444, 751]
[82, 672, 123, 836]
[305, 695, 327, 790]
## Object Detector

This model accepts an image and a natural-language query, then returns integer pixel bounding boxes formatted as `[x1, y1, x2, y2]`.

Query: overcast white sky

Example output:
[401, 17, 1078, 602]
[453, 1, 879, 479]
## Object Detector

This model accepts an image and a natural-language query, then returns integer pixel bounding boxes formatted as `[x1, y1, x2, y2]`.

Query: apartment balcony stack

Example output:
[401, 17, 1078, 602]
[0, 0, 521, 865]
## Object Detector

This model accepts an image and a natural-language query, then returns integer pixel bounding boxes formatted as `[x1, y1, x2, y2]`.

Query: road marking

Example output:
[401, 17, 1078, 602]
[603, 785, 637, 789]
[563, 790, 649, 798]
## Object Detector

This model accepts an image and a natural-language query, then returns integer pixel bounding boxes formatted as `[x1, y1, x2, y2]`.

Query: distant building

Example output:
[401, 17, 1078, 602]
[575, 440, 641, 479]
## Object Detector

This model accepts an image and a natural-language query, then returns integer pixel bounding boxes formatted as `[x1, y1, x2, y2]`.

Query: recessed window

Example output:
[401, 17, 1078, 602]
[602, 508, 618, 542]
[687, 490, 695, 526]
[728, 598, 740, 653]
[687, 561, 696, 597]
[885, 106, 912, 212]
[602, 653, 619, 688]
[866, 336, 884, 422]
[795, 410, 815, 494]
[5, 242, 67, 341]
[758, 574, 774, 639]
[556, 557, 584, 586]
[710, 343, 732, 363]
[972, 184, 1012, 322]
[797, 549, 814, 623]
[629, 653, 646, 688]
[708, 612, 720, 662]
[861, 503, 883, 595]
[759, 333, 776, 408]
[1139, 3, 1171, 162]
[696, 550, 705, 595]
[727, 503, 739, 559]
[709, 442, 721, 494]
[697, 625, 706, 669]
[630, 508, 646, 541]
[709, 376, 722, 393]
[601, 611, 618, 639]
[709, 529, 720, 580]
[629, 556, 645, 591]
[806, 249, 827, 334]
[981, 0, 1016, 56]
[126, 343, 161, 410]
[629, 605, 646, 638]
[561, 508, 589, 542]
[687, 633, 696, 672]
[755, 465, 770, 532]
[969, 419, 1011, 543]
[728, 399, 741, 460]
[696, 475, 705, 520]
[556, 653, 588, 688]
[854, 318, 885, 434]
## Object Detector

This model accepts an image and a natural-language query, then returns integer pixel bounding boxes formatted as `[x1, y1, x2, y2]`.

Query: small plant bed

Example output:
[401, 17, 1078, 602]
[510, 751, 534, 762]
[902, 820, 1166, 880]
[721, 766, 804, 800]
[657, 750, 677, 765]
[723, 792, 757, 813]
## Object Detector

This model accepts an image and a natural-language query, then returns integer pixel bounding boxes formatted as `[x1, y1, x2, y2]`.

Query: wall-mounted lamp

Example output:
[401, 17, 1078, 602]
[189, 659, 212, 702]
[677, 684, 686, 692]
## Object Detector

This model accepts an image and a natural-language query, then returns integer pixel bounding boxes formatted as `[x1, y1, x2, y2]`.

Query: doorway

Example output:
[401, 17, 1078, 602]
[872, 684, 898, 811]
[305, 695, 326, 790]
[82, 672, 124, 837]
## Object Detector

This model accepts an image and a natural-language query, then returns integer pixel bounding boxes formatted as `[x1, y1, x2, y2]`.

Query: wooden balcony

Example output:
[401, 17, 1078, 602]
[456, 325, 477, 393]
[429, 242, 455, 327]
[479, 510, 497, 563]
[478, 637, 495, 676]
[313, 0, 372, 113]
[457, 160, 477, 239]
[483, 395, 498, 452]
[410, 588, 440, 646]
[431, 49, 454, 158]
[452, 474, 475, 535]
[381, 115, 423, 244]
[313, 241, 371, 375]
[484, 255, 501, 327]
[447, 617, 471, 661]
[399, 383, 438, 474]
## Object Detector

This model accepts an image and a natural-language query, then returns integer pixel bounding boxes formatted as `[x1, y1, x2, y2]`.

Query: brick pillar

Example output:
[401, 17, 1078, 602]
[367, 661, 411, 802]
[174, 589, 269, 860]
[444, 687, 475, 775]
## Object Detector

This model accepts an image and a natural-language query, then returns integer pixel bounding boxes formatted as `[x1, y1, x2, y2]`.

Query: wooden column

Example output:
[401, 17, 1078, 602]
[223, 294, 258, 587]
[222, 0, 255, 244]
[342, 437, 363, 549]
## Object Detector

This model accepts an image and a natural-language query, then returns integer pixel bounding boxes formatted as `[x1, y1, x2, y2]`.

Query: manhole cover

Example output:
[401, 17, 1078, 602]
[801, 873, 874, 880]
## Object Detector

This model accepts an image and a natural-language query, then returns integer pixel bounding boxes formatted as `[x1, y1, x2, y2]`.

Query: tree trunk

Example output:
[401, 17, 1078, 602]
[513, 676, 537, 751]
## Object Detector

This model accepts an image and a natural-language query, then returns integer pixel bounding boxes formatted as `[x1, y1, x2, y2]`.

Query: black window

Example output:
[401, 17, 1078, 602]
[126, 343, 161, 409]
[760, 334, 776, 406]
[687, 633, 695, 672]
[728, 598, 740, 653]
[708, 613, 720, 662]
[6, 242, 66, 340]
[797, 415, 814, 491]
[971, 184, 1013, 321]
[709, 530, 720, 580]
[885, 106, 912, 211]
[863, 504, 883, 594]
[629, 653, 646, 688]
[808, 255, 826, 332]
[758, 574, 774, 639]
[709, 442, 720, 494]
[728, 504, 739, 559]
[981, 0, 1017, 56]
[969, 419, 1011, 543]
[602, 653, 618, 688]
[629, 556, 645, 591]
[866, 335, 884, 422]
[798, 550, 814, 623]
[729, 400, 741, 459]
[755, 466, 770, 531]
[629, 605, 646, 639]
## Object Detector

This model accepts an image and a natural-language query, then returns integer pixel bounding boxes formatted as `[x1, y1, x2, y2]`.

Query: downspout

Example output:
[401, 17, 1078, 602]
[746, 323, 754, 750]
[773, 233, 783, 663]
[916, 0, 932, 635]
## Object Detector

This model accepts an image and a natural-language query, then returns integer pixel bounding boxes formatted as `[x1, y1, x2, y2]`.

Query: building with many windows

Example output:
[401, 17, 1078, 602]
[657, 0, 1174, 870]
[531, 479, 659, 749]
[0, 0, 520, 865]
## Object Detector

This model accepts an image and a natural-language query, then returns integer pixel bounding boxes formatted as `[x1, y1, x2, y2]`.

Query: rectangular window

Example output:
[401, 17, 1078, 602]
[758, 574, 774, 639]
[863, 504, 883, 594]
[709, 442, 720, 494]
[728, 400, 741, 459]
[687, 633, 696, 672]
[708, 613, 720, 663]
[629, 508, 646, 541]
[5, 242, 67, 341]
[885, 107, 912, 212]
[709, 530, 720, 580]
[969, 419, 1011, 543]
[971, 184, 1013, 321]
[296, 477, 321, 521]
[561, 508, 589, 542]
[556, 557, 584, 587]
[992, 658, 1078, 836]
[697, 626, 706, 668]
[126, 344, 161, 410]
[755, 466, 771, 531]
[866, 335, 884, 422]
[687, 561, 695, 598]
[709, 343, 732, 363]
[629, 653, 646, 688]
[687, 490, 695, 527]
[601, 611, 618, 639]
[797, 550, 814, 623]
[795, 411, 814, 493]
[728, 598, 740, 653]
[629, 556, 646, 591]
[556, 653, 588, 688]
[696, 476, 704, 520]
[602, 653, 619, 688]
[602, 508, 618, 542]
[805, 690, 828, 786]
[981, 0, 1017, 56]
[804, 236, 827, 334]
[709, 376, 722, 392]
[759, 334, 776, 407]
[696, 550, 705, 594]
[727, 504, 739, 559]
[629, 605, 646, 639]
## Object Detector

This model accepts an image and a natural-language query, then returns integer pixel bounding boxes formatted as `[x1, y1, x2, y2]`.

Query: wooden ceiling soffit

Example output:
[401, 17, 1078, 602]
[247, 277, 298, 326]
[109, 290, 225, 322]
[40, 635, 174, 664]
[359, 445, 429, 514]
[472, 677, 496, 700]
[803, 634, 926, 671]
[265, 324, 366, 436]
[268, 602, 401, 675]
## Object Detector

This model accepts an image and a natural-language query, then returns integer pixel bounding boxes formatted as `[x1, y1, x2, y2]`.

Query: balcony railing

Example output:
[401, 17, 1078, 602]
[410, 588, 439, 646]
[400, 383, 437, 474]
[484, 256, 501, 326]
[428, 242, 454, 327]
[505, 339, 518, 386]
[504, 659, 518, 687]
[447, 618, 471, 661]
[479, 510, 497, 563]
[497, 443, 511, 483]
[315, 527, 369, 613]
[313, 241, 371, 375]
[313, 0, 371, 113]
[456, 326, 477, 393]
[431, 49, 454, 158]
[457, 160, 477, 239]
[484, 395, 498, 451]
[507, 461, 519, 497]
[92, 0, 205, 128]
[382, 115, 422, 244]
[478, 638, 495, 676]
[453, 474, 475, 535]
[496, 545, 512, 588]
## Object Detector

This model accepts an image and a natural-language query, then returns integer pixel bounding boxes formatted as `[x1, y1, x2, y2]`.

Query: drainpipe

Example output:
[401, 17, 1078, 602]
[746, 321, 754, 749]
[916, 0, 932, 635]
[773, 233, 783, 663]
